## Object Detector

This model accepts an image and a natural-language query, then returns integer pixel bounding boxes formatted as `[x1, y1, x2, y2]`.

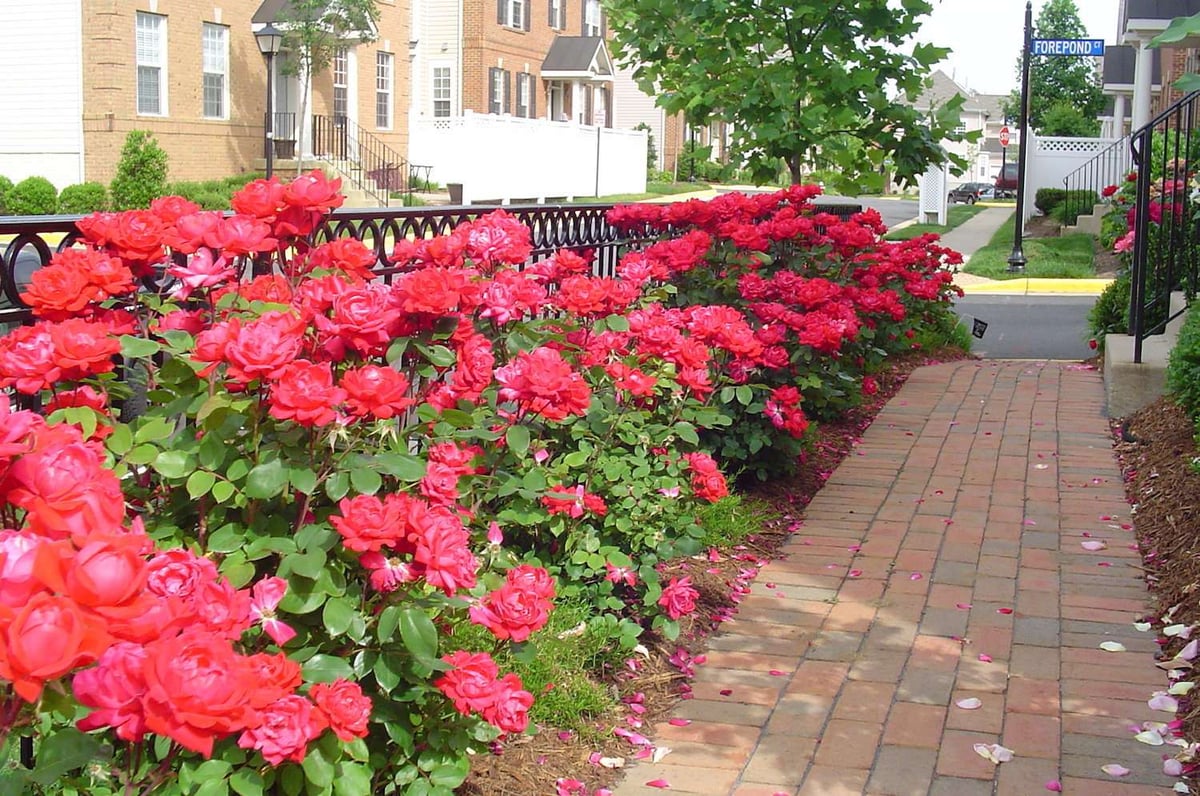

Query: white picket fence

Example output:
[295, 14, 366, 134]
[408, 112, 648, 204]
[1023, 134, 1127, 224]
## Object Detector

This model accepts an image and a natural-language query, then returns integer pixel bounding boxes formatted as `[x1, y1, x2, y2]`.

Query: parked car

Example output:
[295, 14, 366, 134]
[994, 163, 1019, 199]
[948, 182, 993, 204]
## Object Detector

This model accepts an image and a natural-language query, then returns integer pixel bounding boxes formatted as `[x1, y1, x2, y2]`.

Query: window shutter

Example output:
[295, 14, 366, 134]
[559, 0, 567, 29]
[488, 68, 497, 113]
[524, 1, 531, 31]
[548, 0, 555, 27]
[504, 70, 512, 114]
[604, 86, 611, 127]
[530, 76, 537, 118]
[497, 0, 505, 24]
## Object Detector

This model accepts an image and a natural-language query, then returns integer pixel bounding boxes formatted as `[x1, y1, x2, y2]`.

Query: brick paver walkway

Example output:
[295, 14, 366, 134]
[614, 361, 1176, 796]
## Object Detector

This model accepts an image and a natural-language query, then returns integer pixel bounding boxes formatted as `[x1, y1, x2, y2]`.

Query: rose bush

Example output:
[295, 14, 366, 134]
[0, 174, 961, 794]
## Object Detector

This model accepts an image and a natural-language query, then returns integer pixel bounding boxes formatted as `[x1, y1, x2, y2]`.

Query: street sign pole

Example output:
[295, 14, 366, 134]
[999, 125, 1010, 194]
[1008, 0, 1032, 273]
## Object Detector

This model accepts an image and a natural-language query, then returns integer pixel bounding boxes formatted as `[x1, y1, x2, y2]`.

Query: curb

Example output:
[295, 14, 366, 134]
[958, 278, 1113, 296]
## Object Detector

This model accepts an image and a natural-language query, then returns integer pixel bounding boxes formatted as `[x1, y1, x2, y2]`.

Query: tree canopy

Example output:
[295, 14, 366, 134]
[1002, 0, 1103, 135]
[607, 0, 970, 191]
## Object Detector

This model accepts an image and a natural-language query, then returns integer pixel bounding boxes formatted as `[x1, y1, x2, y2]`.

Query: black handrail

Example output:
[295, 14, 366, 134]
[1061, 136, 1130, 226]
[1129, 90, 1200, 363]
[310, 115, 410, 207]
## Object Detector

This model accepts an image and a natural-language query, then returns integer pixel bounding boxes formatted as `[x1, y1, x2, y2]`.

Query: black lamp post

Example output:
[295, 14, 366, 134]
[255, 24, 284, 179]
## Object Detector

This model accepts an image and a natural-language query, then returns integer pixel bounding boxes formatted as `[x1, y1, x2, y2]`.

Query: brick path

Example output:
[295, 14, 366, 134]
[613, 361, 1177, 796]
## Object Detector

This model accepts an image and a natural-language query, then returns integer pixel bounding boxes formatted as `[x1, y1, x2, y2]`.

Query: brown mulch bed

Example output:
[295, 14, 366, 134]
[459, 348, 972, 795]
[1114, 398, 1200, 791]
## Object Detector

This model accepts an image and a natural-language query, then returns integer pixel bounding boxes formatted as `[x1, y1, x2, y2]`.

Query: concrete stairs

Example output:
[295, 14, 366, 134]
[1104, 291, 1188, 416]
[251, 157, 384, 208]
[1064, 202, 1110, 236]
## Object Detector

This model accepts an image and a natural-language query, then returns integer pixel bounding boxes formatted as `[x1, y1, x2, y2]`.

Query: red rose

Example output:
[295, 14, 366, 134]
[495, 346, 591, 421]
[306, 238, 378, 281]
[310, 679, 372, 741]
[394, 267, 477, 315]
[411, 505, 478, 595]
[0, 531, 46, 609]
[283, 170, 344, 212]
[165, 211, 224, 253]
[460, 209, 533, 267]
[316, 284, 402, 357]
[435, 650, 501, 714]
[341, 365, 413, 420]
[268, 360, 346, 427]
[244, 652, 303, 709]
[481, 672, 533, 734]
[49, 318, 121, 381]
[141, 630, 259, 757]
[8, 441, 127, 541]
[62, 537, 149, 608]
[0, 592, 111, 702]
[237, 695, 327, 765]
[0, 324, 60, 393]
[107, 210, 167, 273]
[73, 641, 149, 741]
[231, 177, 286, 219]
[331, 493, 414, 553]
[419, 462, 460, 505]
[202, 214, 277, 255]
[21, 262, 104, 320]
[150, 195, 202, 224]
[223, 311, 305, 384]
[658, 576, 699, 620]
[192, 578, 253, 639]
[469, 566, 555, 642]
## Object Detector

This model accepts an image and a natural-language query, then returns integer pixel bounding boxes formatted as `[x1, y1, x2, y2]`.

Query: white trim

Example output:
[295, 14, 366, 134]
[431, 60, 453, 117]
[376, 51, 394, 130]
[201, 22, 229, 120]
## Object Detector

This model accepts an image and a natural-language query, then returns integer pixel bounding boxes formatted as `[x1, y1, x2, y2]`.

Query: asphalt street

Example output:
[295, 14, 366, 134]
[820, 196, 918, 230]
[953, 295, 1096, 360]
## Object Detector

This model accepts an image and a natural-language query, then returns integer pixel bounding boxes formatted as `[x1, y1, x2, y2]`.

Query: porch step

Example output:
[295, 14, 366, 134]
[1104, 292, 1189, 417]
[1064, 202, 1109, 236]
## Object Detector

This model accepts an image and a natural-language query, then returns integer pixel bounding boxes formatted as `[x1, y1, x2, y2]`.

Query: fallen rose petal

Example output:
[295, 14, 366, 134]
[769, 669, 786, 676]
[651, 747, 671, 763]
[973, 743, 1014, 764]
[978, 654, 993, 663]
[1098, 562, 1113, 567]
[1081, 540, 1108, 551]
[1169, 681, 1195, 695]
[1135, 729, 1165, 745]
[1023, 519, 1038, 526]
[956, 602, 973, 610]
[997, 607, 1014, 615]
[1101, 764, 1131, 777]
[848, 570, 863, 578]
[719, 689, 733, 696]
[1165, 758, 1185, 776]
[1181, 639, 1200, 660]
[910, 573, 923, 581]
[1045, 781, 1062, 792]
[1134, 621, 1153, 632]
[646, 779, 671, 789]
[667, 718, 692, 726]
[1164, 624, 1190, 637]
[1149, 694, 1180, 712]
[1100, 641, 1127, 652]
[956, 698, 983, 710]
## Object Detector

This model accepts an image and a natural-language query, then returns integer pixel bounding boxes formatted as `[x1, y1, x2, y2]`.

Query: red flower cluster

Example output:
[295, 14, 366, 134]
[683, 452, 729, 503]
[495, 346, 592, 421]
[658, 576, 699, 620]
[469, 564, 556, 642]
[541, 485, 608, 518]
[764, 386, 809, 438]
[435, 650, 533, 734]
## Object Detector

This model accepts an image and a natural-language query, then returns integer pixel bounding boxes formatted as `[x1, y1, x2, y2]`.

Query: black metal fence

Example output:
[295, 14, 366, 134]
[1062, 136, 1131, 228]
[1129, 90, 1200, 363]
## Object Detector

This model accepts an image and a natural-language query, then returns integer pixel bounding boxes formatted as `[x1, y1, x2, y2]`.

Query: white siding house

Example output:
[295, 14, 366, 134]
[0, 0, 85, 189]
[409, 0, 462, 122]
[611, 63, 666, 170]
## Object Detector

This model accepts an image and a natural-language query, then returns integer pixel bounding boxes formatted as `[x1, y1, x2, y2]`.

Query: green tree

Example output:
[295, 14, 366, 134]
[1152, 13, 1200, 92]
[607, 0, 970, 192]
[1039, 100, 1100, 137]
[110, 130, 169, 210]
[1002, 0, 1104, 134]
[277, 0, 380, 172]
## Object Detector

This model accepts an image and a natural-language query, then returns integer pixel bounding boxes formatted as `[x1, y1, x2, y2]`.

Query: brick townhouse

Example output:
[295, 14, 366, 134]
[0, 0, 410, 189]
[410, 0, 615, 125]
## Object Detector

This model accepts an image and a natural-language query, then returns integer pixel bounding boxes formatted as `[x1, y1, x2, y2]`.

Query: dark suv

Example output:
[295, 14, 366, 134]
[948, 182, 991, 204]
[993, 163, 1019, 199]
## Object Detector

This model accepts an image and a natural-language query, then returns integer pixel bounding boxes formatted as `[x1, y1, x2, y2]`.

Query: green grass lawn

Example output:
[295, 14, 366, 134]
[570, 181, 715, 203]
[883, 203, 988, 241]
[962, 214, 1097, 280]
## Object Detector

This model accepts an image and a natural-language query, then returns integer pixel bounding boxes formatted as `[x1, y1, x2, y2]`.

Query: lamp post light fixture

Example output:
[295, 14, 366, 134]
[254, 23, 284, 179]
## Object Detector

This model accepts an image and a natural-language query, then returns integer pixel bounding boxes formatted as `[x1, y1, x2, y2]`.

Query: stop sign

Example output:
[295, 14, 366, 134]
[999, 126, 1011, 148]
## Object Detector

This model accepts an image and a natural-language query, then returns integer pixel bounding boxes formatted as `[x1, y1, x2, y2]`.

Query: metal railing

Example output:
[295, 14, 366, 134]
[1062, 136, 1131, 226]
[1129, 90, 1200, 362]
[267, 112, 298, 159]
[311, 115, 411, 207]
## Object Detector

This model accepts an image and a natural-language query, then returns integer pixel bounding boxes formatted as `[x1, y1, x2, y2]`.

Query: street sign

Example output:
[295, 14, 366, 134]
[999, 126, 1011, 148]
[1031, 38, 1105, 56]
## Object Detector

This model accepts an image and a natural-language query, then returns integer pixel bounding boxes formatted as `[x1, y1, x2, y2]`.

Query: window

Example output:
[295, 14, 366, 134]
[497, 0, 530, 30]
[516, 72, 536, 118]
[954, 123, 967, 135]
[136, 12, 166, 115]
[548, 0, 566, 29]
[201, 23, 228, 119]
[583, 0, 601, 36]
[333, 48, 349, 120]
[433, 66, 452, 117]
[376, 52, 393, 129]
[488, 67, 511, 115]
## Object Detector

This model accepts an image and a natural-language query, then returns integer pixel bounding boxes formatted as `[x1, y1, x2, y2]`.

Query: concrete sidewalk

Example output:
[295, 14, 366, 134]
[613, 361, 1173, 796]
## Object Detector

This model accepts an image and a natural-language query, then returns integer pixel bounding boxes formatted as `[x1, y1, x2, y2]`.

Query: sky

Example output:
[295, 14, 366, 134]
[912, 0, 1121, 96]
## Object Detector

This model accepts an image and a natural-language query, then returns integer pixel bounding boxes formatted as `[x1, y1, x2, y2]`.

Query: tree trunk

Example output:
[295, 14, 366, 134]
[787, 155, 803, 186]
[297, 59, 311, 177]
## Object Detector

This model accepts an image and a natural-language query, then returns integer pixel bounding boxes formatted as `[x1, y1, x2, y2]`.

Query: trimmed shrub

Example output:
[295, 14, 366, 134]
[6, 176, 58, 215]
[1088, 272, 1131, 339]
[57, 182, 110, 214]
[1168, 303, 1200, 424]
[0, 176, 13, 214]
[1035, 188, 1098, 225]
[110, 130, 169, 210]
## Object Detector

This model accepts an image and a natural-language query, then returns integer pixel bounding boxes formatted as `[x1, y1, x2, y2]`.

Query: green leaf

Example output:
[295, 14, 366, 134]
[230, 768, 265, 796]
[28, 728, 105, 786]
[428, 759, 470, 788]
[106, 423, 133, 455]
[119, 334, 162, 359]
[212, 480, 237, 504]
[505, 424, 531, 458]
[134, 416, 175, 443]
[244, 458, 287, 499]
[322, 597, 356, 637]
[206, 523, 246, 554]
[284, 549, 326, 579]
[734, 385, 754, 406]
[1153, 12, 1200, 45]
[301, 654, 355, 683]
[153, 449, 192, 479]
[674, 421, 699, 445]
[290, 467, 318, 495]
[422, 344, 457, 368]
[398, 608, 439, 661]
[349, 466, 382, 496]
[377, 605, 401, 643]
[332, 763, 372, 796]
[1177, 72, 1200, 92]
[300, 742, 336, 789]
[324, 470, 351, 501]
[198, 431, 229, 469]
[187, 469, 217, 499]
[374, 453, 426, 482]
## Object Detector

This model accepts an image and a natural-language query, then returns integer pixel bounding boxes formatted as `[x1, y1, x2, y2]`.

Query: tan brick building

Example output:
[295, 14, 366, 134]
[0, 0, 410, 189]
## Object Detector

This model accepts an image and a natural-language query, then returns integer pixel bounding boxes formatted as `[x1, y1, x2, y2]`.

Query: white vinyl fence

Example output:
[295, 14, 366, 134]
[409, 112, 648, 204]
[1022, 134, 1127, 224]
